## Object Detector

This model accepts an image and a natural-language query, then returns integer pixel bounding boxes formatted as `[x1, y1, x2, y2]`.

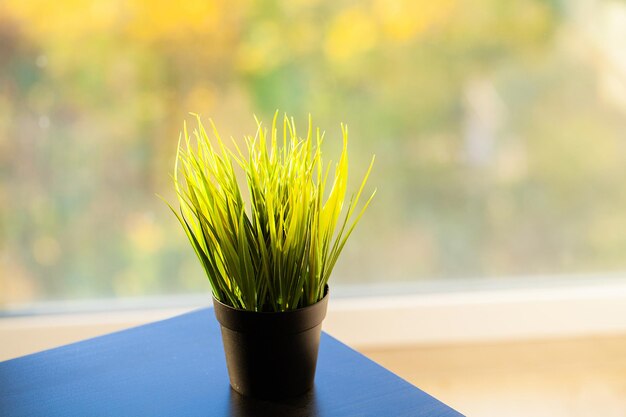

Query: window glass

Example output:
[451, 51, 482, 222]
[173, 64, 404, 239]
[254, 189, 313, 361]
[2, 0, 626, 306]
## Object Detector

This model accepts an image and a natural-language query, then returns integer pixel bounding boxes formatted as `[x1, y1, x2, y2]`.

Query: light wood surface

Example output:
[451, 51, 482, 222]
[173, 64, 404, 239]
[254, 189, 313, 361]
[363, 335, 626, 417]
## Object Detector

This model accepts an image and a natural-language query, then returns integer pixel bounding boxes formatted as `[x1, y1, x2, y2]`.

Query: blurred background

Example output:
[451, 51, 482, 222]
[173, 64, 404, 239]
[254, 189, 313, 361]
[1, 0, 626, 415]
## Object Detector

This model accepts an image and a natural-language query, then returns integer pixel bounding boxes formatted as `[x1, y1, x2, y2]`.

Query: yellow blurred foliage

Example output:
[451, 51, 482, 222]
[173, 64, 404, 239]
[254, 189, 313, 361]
[124, 0, 222, 42]
[373, 0, 457, 42]
[185, 85, 218, 114]
[126, 213, 164, 254]
[0, 256, 38, 306]
[3, 0, 229, 41]
[236, 21, 285, 74]
[325, 7, 378, 62]
[32, 236, 61, 266]
[323, 0, 456, 63]
[3, 0, 120, 39]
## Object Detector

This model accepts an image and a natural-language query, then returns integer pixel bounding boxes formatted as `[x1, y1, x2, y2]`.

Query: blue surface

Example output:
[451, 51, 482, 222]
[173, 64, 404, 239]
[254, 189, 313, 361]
[0, 309, 463, 416]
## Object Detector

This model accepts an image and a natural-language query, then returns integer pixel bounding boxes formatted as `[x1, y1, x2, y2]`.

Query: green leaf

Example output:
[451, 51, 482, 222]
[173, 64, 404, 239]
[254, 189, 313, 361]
[166, 113, 375, 311]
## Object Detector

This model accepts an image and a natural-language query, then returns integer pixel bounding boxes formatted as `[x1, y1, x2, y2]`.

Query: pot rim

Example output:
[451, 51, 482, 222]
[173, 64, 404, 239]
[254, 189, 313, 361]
[212, 285, 329, 334]
[212, 285, 329, 315]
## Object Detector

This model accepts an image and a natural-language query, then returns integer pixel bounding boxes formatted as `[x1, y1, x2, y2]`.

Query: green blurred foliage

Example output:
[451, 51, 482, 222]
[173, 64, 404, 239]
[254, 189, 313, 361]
[2, 0, 626, 305]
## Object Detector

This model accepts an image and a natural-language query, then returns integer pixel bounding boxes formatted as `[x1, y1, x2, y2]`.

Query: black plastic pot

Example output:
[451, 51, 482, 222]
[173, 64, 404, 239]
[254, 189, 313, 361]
[213, 287, 329, 399]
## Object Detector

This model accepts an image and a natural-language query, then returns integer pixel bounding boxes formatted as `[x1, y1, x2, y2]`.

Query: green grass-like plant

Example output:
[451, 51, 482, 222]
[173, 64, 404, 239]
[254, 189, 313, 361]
[167, 113, 375, 311]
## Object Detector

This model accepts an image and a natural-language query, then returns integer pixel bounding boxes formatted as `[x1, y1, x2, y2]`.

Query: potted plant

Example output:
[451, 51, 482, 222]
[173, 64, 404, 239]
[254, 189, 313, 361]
[166, 112, 375, 399]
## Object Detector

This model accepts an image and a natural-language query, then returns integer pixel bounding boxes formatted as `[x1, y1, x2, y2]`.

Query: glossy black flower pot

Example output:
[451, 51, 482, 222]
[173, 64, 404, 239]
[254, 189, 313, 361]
[212, 287, 329, 399]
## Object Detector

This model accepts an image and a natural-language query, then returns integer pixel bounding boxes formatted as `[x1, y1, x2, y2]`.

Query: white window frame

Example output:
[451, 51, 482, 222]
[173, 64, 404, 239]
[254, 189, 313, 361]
[2, 276, 626, 360]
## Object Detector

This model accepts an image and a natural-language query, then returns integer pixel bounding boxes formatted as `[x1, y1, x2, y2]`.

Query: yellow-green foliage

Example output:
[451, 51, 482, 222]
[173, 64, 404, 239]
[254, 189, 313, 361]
[168, 113, 375, 311]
